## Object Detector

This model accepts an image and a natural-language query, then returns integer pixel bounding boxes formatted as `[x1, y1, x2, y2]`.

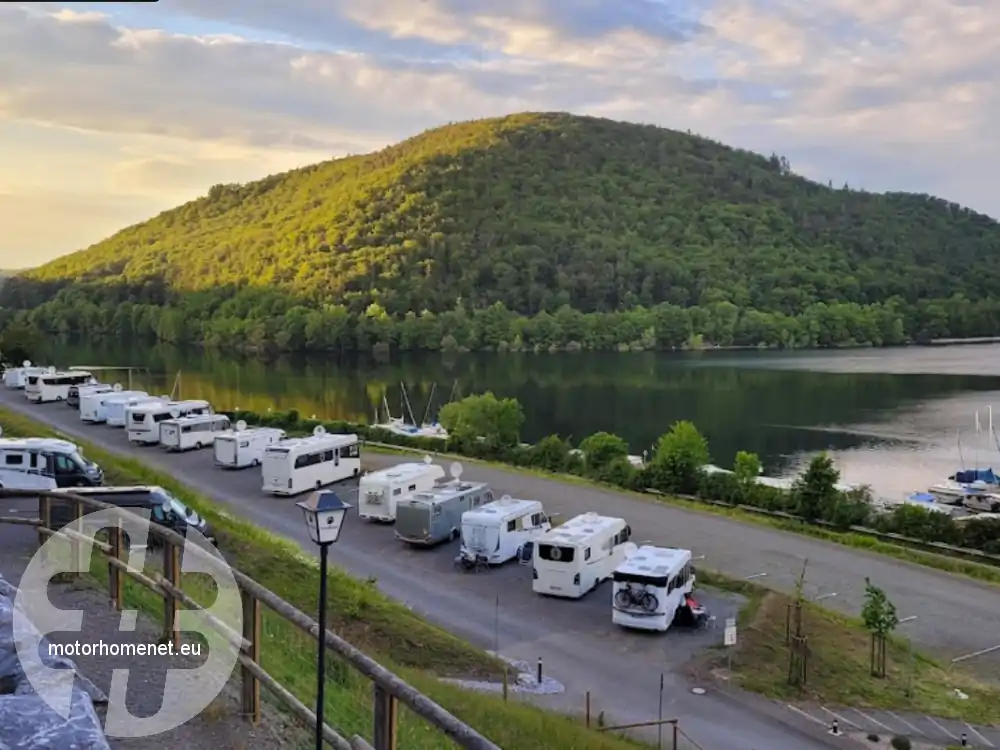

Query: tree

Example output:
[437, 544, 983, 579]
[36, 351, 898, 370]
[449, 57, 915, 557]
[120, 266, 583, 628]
[579, 432, 629, 474]
[793, 453, 840, 522]
[861, 577, 899, 678]
[529, 435, 571, 472]
[0, 322, 39, 365]
[439, 392, 524, 452]
[650, 421, 710, 494]
[732, 450, 761, 505]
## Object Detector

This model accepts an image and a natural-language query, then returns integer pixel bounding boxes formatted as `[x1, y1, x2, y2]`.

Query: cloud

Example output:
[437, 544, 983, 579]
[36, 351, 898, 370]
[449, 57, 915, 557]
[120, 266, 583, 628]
[0, 0, 998, 266]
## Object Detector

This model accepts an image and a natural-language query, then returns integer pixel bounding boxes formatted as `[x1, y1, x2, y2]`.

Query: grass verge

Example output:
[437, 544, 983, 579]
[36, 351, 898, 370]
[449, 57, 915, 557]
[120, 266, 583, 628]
[363, 443, 1000, 586]
[0, 406, 645, 749]
[705, 576, 1000, 725]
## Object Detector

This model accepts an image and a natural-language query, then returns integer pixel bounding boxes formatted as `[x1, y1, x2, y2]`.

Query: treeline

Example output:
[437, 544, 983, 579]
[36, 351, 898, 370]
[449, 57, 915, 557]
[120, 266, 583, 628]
[4, 283, 1000, 353]
[227, 392, 1000, 555]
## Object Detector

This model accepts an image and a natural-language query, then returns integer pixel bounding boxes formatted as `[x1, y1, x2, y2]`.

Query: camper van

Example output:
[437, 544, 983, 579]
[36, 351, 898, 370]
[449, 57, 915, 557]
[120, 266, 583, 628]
[0, 434, 104, 489]
[612, 546, 695, 632]
[395, 468, 493, 546]
[358, 460, 446, 522]
[25, 369, 94, 403]
[49, 485, 212, 547]
[213, 424, 286, 469]
[4, 363, 46, 389]
[261, 428, 360, 496]
[67, 382, 112, 409]
[159, 414, 231, 452]
[532, 513, 635, 599]
[103, 393, 157, 427]
[126, 400, 212, 445]
[79, 389, 147, 424]
[459, 496, 551, 565]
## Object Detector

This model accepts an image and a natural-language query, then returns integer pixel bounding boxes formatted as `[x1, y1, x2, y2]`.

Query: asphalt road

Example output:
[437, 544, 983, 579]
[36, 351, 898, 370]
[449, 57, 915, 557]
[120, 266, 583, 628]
[4, 390, 997, 749]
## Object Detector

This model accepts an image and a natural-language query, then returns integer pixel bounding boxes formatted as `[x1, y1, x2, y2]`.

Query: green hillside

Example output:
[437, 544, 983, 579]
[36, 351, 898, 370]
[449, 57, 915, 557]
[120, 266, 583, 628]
[3, 111, 1000, 353]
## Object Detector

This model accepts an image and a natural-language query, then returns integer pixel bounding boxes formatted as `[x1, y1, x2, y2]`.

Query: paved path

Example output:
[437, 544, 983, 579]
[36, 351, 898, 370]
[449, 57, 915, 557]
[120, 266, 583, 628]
[791, 703, 1000, 747]
[2, 390, 998, 749]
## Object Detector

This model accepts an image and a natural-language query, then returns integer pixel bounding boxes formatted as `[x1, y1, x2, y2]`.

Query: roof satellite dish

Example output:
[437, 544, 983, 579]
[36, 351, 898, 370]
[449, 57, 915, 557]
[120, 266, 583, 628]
[169, 409, 181, 418]
[500, 494, 512, 503]
[47, 366, 56, 374]
[160, 394, 170, 401]
[313, 425, 326, 437]
[235, 419, 247, 432]
[450, 461, 463, 480]
[88, 377, 97, 384]
[22, 360, 30, 367]
[113, 383, 123, 392]
[423, 454, 432, 465]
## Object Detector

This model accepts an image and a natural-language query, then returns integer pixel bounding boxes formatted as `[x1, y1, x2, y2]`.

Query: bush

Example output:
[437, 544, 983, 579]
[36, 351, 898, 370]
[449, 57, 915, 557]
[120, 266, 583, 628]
[890, 735, 911, 750]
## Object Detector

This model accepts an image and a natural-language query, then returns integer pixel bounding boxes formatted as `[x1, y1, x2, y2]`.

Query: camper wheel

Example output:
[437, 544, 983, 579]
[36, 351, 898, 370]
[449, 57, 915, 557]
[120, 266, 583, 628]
[450, 528, 459, 541]
[315, 481, 322, 490]
[352, 468, 359, 478]
[195, 442, 203, 450]
[252, 459, 260, 467]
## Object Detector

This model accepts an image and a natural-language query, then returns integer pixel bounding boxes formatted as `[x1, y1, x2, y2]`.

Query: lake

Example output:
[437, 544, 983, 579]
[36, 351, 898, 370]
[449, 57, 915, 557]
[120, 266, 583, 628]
[29, 341, 1000, 499]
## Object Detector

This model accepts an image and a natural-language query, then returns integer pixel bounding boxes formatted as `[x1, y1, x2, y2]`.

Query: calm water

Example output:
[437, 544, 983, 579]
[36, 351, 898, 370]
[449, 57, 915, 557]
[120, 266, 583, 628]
[30, 342, 1000, 498]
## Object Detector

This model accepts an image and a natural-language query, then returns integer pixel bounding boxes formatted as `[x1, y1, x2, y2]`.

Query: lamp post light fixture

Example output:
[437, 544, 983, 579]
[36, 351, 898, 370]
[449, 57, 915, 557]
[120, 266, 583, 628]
[296, 490, 352, 750]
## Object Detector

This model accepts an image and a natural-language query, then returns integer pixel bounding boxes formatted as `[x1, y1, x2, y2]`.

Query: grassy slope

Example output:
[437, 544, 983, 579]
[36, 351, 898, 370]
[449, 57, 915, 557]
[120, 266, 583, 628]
[0, 406, 642, 749]
[14, 112, 1000, 319]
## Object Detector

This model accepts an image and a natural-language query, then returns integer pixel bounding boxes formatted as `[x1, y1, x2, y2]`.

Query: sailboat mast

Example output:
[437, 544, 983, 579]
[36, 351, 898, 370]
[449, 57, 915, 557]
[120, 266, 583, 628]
[958, 428, 965, 470]
[420, 383, 437, 426]
[400, 381, 417, 426]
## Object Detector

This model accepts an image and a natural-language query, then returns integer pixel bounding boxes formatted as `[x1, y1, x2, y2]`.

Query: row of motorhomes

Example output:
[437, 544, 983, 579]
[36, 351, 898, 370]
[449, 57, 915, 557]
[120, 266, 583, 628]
[2, 366, 699, 633]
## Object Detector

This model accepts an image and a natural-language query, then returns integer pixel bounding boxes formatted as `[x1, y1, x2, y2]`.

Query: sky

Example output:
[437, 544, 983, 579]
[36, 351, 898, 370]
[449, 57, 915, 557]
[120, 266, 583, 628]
[1, 0, 998, 269]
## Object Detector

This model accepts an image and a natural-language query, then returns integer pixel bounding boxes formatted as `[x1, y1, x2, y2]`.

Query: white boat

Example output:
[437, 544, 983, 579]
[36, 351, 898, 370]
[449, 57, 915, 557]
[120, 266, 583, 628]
[927, 479, 995, 506]
[878, 491, 956, 515]
[372, 384, 449, 440]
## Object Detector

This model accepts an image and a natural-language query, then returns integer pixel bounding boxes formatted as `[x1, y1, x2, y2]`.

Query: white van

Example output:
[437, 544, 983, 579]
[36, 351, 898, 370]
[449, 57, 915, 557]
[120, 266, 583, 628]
[358, 460, 445, 522]
[25, 369, 94, 403]
[126, 400, 212, 445]
[0, 433, 103, 489]
[261, 428, 360, 496]
[159, 414, 231, 452]
[214, 424, 286, 469]
[80, 389, 148, 424]
[103, 393, 157, 427]
[612, 546, 694, 632]
[4, 363, 46, 389]
[459, 496, 551, 565]
[532, 513, 635, 599]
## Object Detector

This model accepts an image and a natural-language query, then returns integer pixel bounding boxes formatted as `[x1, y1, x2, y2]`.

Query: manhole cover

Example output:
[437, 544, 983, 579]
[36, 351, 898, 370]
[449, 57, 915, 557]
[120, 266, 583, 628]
[691, 687, 706, 695]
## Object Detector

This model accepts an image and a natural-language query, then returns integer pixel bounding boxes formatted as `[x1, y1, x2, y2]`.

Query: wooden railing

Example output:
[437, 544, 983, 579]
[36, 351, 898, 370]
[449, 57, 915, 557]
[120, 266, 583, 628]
[0, 488, 501, 750]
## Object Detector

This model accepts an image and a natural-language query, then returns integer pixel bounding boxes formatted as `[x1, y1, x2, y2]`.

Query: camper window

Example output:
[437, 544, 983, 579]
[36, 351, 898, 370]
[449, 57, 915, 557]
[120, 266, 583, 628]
[152, 505, 166, 522]
[392, 488, 402, 496]
[531, 512, 543, 526]
[507, 520, 516, 532]
[153, 413, 173, 423]
[408, 484, 416, 491]
[538, 544, 575, 563]
[240, 441, 249, 448]
[53, 455, 76, 475]
[433, 505, 442, 515]
[585, 548, 591, 560]
[4, 454, 23, 465]
[294, 451, 329, 469]
[340, 443, 360, 459]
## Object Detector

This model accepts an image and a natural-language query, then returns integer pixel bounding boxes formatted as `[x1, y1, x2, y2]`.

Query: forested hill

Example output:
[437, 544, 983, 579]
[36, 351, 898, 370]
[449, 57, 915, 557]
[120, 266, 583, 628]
[3, 111, 1000, 353]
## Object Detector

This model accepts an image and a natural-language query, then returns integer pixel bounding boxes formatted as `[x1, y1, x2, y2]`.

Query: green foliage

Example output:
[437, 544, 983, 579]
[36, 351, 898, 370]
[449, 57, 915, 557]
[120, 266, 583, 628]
[579, 431, 629, 474]
[4, 113, 1000, 353]
[650, 421, 710, 494]
[889, 736, 911, 750]
[438, 392, 524, 452]
[794, 452, 840, 522]
[0, 322, 39, 365]
[861, 578, 899, 637]
[732, 450, 762, 503]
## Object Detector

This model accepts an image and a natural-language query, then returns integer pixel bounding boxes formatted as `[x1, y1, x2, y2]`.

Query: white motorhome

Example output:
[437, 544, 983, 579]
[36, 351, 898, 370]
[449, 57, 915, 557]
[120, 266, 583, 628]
[103, 393, 158, 427]
[79, 389, 148, 424]
[459, 495, 551, 565]
[532, 512, 635, 599]
[25, 369, 94, 403]
[3, 362, 46, 389]
[358, 459, 445, 522]
[126, 400, 212, 445]
[261, 427, 360, 496]
[0, 431, 103, 489]
[159, 414, 232, 452]
[612, 546, 695, 632]
[67, 382, 112, 409]
[213, 423, 286, 469]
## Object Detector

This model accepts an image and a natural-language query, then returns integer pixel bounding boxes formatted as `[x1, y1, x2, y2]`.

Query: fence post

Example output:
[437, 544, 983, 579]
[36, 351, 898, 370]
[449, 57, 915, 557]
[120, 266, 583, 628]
[240, 587, 261, 724]
[37, 494, 50, 548]
[585, 691, 591, 727]
[162, 540, 181, 648]
[372, 684, 398, 750]
[109, 523, 124, 610]
[672, 719, 678, 750]
[71, 497, 85, 577]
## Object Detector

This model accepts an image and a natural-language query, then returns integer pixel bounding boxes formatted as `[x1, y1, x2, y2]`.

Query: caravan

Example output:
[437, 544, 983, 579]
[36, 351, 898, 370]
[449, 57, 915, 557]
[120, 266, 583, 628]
[358, 459, 446, 522]
[532, 513, 635, 599]
[68, 382, 112, 409]
[261, 427, 360, 495]
[159, 414, 232, 452]
[459, 496, 550, 566]
[126, 400, 212, 445]
[25, 369, 94, 403]
[79, 388, 148, 424]
[104, 393, 158, 427]
[612, 546, 695, 632]
[213, 422, 286, 469]
[0, 430, 103, 489]
[394, 464, 493, 546]
[3, 362, 46, 390]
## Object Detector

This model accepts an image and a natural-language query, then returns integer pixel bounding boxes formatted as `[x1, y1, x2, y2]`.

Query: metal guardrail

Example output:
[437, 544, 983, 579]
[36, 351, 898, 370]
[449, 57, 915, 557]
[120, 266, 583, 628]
[0, 488, 501, 750]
